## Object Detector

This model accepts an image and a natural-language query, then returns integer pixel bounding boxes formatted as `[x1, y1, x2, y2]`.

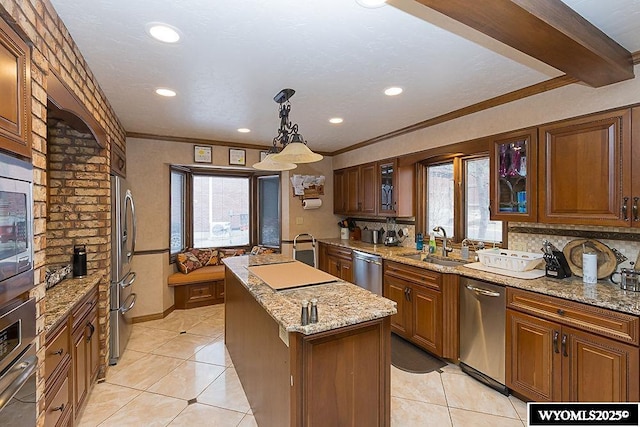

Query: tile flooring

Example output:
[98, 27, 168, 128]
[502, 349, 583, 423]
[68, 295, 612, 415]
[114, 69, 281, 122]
[77, 305, 528, 426]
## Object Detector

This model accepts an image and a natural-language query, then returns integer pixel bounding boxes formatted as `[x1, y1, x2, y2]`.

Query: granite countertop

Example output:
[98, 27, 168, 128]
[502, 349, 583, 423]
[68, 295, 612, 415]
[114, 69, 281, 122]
[319, 238, 640, 316]
[45, 272, 102, 333]
[223, 254, 397, 335]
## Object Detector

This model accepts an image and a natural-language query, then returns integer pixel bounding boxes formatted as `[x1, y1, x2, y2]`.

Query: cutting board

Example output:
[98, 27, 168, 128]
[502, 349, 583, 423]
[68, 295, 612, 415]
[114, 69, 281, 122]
[247, 261, 338, 290]
[463, 262, 546, 279]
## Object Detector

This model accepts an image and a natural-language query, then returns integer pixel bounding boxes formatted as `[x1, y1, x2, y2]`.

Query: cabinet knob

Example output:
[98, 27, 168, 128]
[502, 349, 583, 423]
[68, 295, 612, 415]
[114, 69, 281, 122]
[51, 348, 64, 356]
[52, 404, 65, 412]
[557, 309, 565, 316]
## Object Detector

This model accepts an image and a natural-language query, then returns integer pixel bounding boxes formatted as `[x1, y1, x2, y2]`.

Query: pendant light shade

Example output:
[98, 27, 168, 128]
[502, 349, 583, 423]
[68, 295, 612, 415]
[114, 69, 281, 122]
[252, 153, 297, 171]
[270, 141, 323, 164]
[252, 88, 322, 171]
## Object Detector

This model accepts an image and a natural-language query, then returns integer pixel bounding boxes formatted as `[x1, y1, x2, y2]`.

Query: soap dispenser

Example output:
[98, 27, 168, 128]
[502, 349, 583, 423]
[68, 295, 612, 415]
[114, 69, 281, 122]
[428, 232, 436, 254]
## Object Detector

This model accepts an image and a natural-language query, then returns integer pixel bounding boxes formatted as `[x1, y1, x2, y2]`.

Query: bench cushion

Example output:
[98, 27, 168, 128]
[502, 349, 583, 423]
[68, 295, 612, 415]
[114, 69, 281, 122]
[168, 265, 225, 286]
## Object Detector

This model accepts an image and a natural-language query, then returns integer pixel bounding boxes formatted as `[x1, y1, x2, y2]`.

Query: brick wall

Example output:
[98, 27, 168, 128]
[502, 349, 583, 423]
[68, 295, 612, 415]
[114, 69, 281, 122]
[46, 120, 110, 273]
[0, 1, 126, 426]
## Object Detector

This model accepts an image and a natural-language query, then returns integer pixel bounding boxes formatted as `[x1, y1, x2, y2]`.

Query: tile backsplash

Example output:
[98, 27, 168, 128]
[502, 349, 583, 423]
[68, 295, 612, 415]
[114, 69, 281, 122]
[508, 222, 640, 270]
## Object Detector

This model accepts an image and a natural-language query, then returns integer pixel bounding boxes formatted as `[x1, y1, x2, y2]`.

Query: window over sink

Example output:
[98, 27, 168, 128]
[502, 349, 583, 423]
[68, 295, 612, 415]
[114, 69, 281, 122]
[423, 154, 502, 245]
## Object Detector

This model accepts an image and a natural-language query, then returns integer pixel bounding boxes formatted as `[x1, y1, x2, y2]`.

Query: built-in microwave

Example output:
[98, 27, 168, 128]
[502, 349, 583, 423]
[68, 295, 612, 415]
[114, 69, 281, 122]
[0, 152, 33, 306]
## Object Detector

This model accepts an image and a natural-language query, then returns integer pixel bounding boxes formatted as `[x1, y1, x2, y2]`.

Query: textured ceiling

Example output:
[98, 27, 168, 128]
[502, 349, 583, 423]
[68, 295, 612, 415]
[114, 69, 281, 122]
[48, 0, 640, 153]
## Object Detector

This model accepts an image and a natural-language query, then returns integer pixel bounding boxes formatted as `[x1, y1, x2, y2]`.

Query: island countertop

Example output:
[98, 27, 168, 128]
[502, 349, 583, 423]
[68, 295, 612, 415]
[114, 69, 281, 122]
[222, 254, 397, 335]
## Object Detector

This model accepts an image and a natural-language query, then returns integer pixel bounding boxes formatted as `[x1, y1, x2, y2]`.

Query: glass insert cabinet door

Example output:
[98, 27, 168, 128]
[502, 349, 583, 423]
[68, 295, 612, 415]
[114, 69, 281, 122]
[490, 129, 538, 222]
[379, 161, 396, 215]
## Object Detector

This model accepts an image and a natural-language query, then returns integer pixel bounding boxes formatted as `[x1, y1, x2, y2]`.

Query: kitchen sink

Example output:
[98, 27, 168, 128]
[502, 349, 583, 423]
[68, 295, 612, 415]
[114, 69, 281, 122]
[400, 253, 469, 267]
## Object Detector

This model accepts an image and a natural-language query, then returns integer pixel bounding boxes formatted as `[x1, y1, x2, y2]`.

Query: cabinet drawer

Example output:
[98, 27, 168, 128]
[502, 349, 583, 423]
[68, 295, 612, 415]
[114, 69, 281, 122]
[45, 366, 71, 427]
[215, 281, 225, 299]
[326, 245, 352, 261]
[384, 261, 441, 291]
[45, 321, 70, 385]
[187, 283, 216, 302]
[507, 288, 639, 345]
[72, 288, 98, 332]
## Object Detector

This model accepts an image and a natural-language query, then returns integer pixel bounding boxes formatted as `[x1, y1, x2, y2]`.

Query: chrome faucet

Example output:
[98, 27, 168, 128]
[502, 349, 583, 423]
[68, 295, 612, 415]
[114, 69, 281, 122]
[433, 226, 453, 257]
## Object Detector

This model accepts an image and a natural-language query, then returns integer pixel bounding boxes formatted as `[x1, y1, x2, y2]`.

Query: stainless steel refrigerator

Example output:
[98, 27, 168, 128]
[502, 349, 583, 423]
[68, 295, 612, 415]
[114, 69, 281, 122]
[109, 175, 137, 365]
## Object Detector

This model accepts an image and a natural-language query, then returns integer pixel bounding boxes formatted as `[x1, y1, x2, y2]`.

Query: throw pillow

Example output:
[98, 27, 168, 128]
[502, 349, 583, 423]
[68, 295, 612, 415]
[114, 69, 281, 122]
[176, 251, 202, 274]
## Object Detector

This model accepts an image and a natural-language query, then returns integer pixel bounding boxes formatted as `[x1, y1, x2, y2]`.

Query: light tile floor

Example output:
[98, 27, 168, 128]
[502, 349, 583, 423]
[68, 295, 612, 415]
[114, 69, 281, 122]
[77, 305, 527, 426]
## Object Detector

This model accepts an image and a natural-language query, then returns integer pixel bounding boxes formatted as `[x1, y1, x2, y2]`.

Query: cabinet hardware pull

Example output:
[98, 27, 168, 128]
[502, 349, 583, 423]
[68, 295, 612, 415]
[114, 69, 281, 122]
[407, 287, 412, 302]
[622, 197, 629, 220]
[634, 197, 639, 222]
[553, 331, 559, 353]
[52, 404, 65, 412]
[557, 309, 565, 316]
[404, 288, 409, 301]
[86, 322, 95, 342]
[51, 348, 64, 356]
[561, 334, 568, 357]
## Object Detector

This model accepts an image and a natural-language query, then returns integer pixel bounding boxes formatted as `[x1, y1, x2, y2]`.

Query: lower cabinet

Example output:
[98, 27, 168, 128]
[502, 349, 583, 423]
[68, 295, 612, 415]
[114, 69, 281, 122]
[45, 284, 99, 426]
[319, 243, 353, 282]
[383, 260, 443, 357]
[506, 288, 640, 402]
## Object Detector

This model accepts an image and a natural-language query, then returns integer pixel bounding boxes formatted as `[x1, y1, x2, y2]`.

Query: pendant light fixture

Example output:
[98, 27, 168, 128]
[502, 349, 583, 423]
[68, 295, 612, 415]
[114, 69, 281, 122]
[252, 88, 323, 170]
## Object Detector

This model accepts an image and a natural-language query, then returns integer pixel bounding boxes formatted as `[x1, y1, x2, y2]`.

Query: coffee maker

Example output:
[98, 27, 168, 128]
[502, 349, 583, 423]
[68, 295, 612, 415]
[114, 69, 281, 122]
[384, 218, 399, 246]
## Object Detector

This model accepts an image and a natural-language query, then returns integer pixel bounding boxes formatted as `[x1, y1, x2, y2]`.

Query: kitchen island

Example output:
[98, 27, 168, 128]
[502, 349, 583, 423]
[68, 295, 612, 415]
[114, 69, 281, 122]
[223, 254, 397, 427]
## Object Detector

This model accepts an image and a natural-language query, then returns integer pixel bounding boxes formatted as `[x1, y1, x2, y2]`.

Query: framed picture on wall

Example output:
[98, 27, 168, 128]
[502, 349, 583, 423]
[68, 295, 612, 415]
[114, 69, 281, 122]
[260, 151, 269, 161]
[229, 148, 246, 165]
[194, 145, 212, 163]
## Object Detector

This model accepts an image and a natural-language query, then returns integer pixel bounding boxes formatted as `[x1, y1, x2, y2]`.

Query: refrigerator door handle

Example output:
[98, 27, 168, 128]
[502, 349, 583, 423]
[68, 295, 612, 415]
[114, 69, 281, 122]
[124, 190, 136, 260]
[119, 271, 136, 289]
[120, 293, 137, 314]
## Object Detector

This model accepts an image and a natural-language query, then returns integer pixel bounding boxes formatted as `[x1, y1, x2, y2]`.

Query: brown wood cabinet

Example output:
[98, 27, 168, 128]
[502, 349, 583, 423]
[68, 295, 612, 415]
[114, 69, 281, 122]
[320, 243, 353, 282]
[225, 268, 391, 427]
[538, 109, 632, 226]
[45, 284, 99, 426]
[174, 281, 224, 309]
[0, 17, 31, 158]
[377, 159, 415, 217]
[490, 128, 538, 221]
[45, 321, 73, 427]
[72, 288, 99, 415]
[334, 159, 414, 217]
[383, 260, 442, 356]
[506, 288, 639, 402]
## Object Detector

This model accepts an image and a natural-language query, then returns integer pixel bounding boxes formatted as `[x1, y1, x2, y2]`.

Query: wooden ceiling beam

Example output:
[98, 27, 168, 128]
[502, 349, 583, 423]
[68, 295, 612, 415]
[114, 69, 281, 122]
[414, 0, 634, 87]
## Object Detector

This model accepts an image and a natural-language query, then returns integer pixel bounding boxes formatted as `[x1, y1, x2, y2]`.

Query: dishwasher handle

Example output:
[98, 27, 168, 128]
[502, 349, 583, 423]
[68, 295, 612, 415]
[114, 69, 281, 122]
[352, 252, 382, 265]
[465, 284, 501, 297]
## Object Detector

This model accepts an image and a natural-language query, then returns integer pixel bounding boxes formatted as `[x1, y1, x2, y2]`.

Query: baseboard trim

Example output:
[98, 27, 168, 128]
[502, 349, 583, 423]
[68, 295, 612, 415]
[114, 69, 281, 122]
[132, 305, 175, 323]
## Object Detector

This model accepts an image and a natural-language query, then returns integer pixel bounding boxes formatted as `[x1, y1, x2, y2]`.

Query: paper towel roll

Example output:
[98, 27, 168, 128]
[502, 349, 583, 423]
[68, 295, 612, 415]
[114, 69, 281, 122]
[582, 253, 598, 284]
[302, 198, 322, 210]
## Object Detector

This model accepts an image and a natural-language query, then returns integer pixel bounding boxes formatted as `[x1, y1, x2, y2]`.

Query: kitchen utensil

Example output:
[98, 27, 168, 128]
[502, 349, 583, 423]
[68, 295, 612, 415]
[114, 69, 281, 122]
[562, 238, 616, 279]
[610, 268, 640, 291]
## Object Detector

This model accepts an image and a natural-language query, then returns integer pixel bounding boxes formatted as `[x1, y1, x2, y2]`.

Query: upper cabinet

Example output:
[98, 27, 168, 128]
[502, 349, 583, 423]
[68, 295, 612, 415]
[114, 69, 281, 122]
[378, 159, 414, 217]
[490, 128, 538, 222]
[538, 109, 631, 226]
[0, 18, 32, 158]
[334, 159, 414, 217]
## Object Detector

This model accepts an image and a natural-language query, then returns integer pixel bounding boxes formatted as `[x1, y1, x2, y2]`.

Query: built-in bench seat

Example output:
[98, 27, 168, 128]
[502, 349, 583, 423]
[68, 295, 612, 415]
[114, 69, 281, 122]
[168, 265, 225, 309]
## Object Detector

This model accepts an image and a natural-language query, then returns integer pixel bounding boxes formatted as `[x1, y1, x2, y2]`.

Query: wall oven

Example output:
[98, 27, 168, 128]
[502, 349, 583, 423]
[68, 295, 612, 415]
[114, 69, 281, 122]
[0, 296, 36, 427]
[0, 152, 33, 306]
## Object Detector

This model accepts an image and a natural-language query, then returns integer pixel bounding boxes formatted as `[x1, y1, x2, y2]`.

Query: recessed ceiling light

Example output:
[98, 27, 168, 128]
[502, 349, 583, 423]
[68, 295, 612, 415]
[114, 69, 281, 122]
[237, 128, 251, 133]
[329, 118, 344, 124]
[384, 87, 403, 96]
[146, 23, 181, 43]
[355, 0, 387, 8]
[155, 88, 176, 97]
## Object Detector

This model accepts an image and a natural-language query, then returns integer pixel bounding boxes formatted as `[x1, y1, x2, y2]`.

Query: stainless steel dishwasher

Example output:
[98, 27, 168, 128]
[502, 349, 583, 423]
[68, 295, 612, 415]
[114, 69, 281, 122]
[352, 250, 382, 295]
[459, 277, 508, 395]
